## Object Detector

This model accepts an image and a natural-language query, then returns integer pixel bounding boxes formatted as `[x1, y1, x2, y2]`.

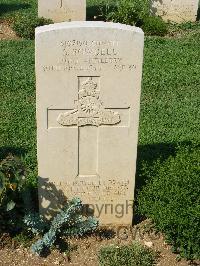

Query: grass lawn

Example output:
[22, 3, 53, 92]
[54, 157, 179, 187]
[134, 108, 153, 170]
[0, 40, 36, 183]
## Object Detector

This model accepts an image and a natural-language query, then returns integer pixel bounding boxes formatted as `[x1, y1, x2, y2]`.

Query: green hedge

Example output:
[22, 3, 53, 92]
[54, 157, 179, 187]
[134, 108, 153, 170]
[12, 15, 52, 39]
[100, 0, 168, 36]
[104, 0, 149, 26]
[137, 145, 200, 260]
[142, 16, 168, 36]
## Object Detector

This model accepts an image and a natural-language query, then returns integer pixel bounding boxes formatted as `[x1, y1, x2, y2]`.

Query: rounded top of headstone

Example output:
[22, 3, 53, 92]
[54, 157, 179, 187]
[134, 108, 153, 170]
[35, 21, 144, 35]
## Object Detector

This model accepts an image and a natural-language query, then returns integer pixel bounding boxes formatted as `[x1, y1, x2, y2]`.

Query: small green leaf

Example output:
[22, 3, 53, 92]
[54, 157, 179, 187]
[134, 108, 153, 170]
[6, 200, 16, 211]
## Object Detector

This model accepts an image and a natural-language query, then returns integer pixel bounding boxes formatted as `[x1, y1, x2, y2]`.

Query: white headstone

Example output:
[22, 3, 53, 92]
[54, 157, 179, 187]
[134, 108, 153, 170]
[38, 0, 86, 22]
[36, 22, 144, 225]
[151, 0, 199, 23]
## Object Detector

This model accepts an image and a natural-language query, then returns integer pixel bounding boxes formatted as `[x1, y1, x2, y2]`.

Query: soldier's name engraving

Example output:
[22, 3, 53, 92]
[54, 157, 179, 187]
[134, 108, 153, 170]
[42, 39, 137, 72]
[63, 48, 118, 56]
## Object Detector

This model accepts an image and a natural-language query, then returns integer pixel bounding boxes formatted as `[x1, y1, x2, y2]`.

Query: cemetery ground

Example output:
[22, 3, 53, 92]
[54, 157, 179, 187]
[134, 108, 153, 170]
[0, 1, 200, 266]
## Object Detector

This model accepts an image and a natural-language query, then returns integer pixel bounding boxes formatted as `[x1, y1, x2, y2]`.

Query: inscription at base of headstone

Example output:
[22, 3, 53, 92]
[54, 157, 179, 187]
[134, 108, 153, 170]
[38, 0, 86, 23]
[36, 22, 144, 225]
[151, 0, 199, 23]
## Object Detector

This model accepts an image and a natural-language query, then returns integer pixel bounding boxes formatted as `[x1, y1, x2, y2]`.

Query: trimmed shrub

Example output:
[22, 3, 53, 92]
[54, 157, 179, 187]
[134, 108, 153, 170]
[141, 16, 168, 36]
[12, 15, 52, 39]
[137, 145, 200, 260]
[101, 1, 168, 36]
[105, 0, 149, 26]
[98, 241, 156, 266]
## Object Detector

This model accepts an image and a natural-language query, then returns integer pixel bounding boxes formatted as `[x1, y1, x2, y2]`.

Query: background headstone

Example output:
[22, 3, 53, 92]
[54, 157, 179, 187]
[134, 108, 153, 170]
[38, 0, 86, 23]
[150, 0, 199, 23]
[36, 22, 144, 225]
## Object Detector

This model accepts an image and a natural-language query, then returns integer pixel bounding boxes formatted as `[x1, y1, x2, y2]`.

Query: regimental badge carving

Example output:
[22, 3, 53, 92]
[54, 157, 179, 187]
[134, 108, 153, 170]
[57, 77, 121, 127]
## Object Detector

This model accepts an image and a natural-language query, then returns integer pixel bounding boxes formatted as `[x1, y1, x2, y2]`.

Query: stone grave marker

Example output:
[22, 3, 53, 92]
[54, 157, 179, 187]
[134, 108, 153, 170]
[150, 0, 199, 23]
[36, 22, 144, 225]
[38, 0, 86, 23]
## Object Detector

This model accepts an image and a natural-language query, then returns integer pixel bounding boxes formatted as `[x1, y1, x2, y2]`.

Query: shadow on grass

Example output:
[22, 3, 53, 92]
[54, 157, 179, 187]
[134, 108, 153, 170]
[133, 141, 192, 224]
[87, 5, 101, 20]
[38, 141, 192, 227]
[86, 4, 115, 21]
[0, 146, 27, 160]
[1, 141, 193, 227]
[136, 142, 177, 188]
[0, 3, 30, 17]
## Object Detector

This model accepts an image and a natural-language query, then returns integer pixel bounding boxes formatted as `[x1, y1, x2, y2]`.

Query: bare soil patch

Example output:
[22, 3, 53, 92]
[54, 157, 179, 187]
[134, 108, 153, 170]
[0, 21, 19, 40]
[0, 220, 198, 266]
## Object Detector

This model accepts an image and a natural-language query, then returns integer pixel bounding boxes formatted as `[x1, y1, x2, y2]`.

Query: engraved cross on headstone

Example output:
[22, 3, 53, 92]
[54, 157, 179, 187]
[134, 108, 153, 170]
[50, 77, 129, 178]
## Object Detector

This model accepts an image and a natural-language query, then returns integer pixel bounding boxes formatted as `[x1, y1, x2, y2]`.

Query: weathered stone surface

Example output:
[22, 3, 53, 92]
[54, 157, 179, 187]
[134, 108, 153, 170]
[150, 0, 199, 23]
[36, 22, 144, 225]
[38, 0, 86, 22]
